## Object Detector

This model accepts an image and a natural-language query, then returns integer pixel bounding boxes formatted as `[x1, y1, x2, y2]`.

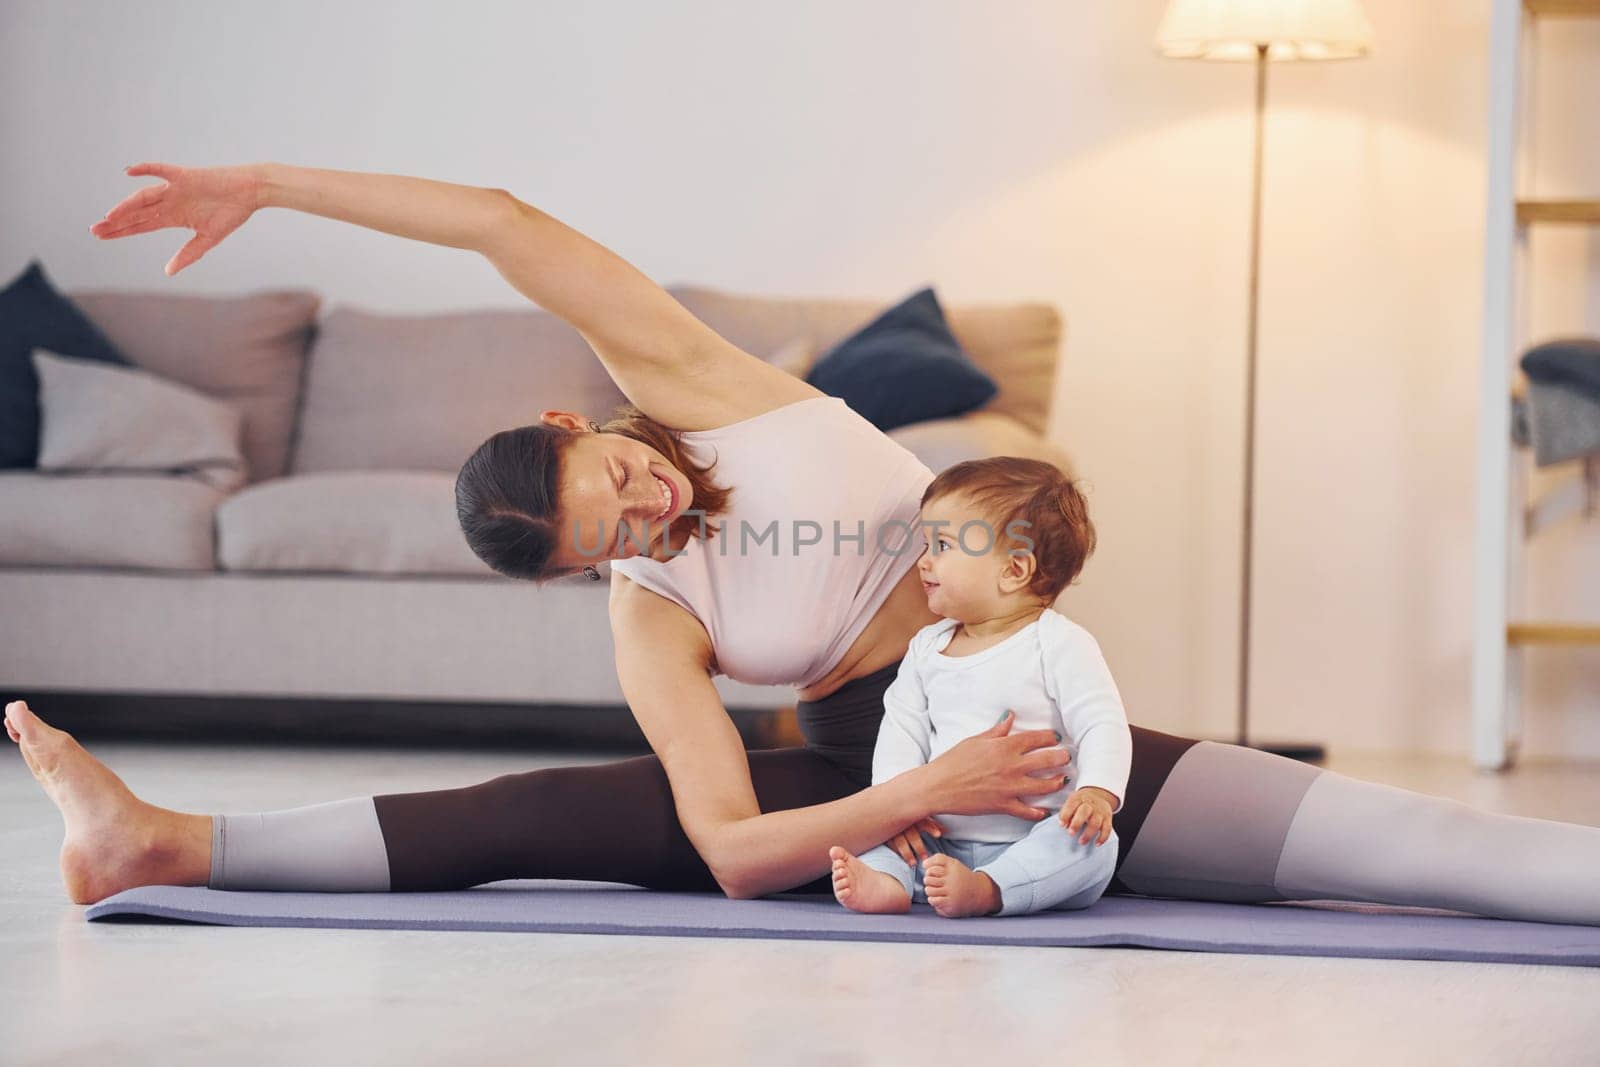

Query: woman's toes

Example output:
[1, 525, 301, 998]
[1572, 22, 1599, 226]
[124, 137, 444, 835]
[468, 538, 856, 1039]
[6, 700, 49, 744]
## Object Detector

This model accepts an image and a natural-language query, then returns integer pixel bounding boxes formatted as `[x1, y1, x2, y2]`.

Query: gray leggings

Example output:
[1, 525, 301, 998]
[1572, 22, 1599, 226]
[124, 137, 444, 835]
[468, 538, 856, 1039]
[209, 666, 1600, 925]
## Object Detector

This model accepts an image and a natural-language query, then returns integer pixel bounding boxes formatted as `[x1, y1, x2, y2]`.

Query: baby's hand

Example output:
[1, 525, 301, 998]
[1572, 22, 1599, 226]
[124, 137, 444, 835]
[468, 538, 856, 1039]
[1058, 787, 1116, 846]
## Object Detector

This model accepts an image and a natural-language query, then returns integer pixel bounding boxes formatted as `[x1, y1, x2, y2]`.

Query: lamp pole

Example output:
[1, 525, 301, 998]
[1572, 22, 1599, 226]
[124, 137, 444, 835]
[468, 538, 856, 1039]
[1238, 43, 1265, 749]
[1237, 42, 1325, 763]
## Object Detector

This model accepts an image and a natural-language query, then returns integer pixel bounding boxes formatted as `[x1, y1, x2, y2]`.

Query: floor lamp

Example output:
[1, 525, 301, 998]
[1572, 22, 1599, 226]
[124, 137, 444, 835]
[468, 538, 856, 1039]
[1156, 0, 1374, 762]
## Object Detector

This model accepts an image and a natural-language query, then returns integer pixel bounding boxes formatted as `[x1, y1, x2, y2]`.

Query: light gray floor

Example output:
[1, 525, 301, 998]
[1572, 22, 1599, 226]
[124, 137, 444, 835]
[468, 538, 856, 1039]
[3, 738, 1599, 1067]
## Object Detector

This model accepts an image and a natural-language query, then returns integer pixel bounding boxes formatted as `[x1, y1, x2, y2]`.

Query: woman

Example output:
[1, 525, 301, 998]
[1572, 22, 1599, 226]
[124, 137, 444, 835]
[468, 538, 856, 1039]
[7, 160, 1598, 923]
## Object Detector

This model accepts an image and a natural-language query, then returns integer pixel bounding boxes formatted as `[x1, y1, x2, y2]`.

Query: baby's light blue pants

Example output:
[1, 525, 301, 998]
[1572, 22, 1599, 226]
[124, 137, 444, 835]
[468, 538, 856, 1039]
[857, 816, 1119, 916]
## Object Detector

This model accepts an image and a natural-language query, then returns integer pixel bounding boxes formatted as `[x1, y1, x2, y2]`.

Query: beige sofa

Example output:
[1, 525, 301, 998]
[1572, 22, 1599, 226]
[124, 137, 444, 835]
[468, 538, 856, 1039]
[0, 284, 1071, 719]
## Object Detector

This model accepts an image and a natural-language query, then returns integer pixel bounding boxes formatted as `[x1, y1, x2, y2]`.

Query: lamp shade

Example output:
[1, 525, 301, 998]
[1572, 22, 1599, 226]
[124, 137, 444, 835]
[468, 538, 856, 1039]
[1156, 0, 1374, 61]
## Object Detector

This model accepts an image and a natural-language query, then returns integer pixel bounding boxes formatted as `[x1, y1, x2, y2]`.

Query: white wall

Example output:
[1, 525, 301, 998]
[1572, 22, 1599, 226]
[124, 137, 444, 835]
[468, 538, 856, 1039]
[2, 0, 1595, 758]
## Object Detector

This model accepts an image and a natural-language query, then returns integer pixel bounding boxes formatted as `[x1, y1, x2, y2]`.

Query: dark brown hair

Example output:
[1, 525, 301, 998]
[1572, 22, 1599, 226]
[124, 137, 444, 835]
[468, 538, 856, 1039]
[455, 403, 732, 582]
[921, 456, 1096, 601]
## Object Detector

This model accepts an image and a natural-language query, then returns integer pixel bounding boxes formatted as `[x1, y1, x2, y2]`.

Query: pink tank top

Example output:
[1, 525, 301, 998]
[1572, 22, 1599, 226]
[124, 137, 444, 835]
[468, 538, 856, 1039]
[609, 396, 933, 689]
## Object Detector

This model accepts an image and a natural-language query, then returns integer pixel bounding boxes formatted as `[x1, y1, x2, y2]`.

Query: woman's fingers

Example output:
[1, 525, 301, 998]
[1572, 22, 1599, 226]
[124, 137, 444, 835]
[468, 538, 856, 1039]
[1023, 748, 1072, 775]
[90, 212, 163, 240]
[1012, 727, 1065, 752]
[101, 184, 168, 224]
[891, 834, 917, 866]
[986, 710, 1015, 735]
[98, 202, 165, 231]
[1016, 772, 1068, 797]
[1009, 803, 1051, 821]
[900, 831, 927, 864]
[165, 234, 214, 276]
[126, 162, 178, 180]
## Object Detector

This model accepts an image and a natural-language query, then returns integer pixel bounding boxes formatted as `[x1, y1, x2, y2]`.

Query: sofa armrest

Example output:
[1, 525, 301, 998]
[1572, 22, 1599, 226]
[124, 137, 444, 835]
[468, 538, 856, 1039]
[886, 412, 1077, 477]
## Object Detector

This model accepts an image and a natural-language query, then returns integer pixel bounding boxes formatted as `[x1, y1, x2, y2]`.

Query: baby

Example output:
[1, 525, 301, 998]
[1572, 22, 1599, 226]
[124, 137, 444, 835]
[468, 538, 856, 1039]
[829, 456, 1131, 919]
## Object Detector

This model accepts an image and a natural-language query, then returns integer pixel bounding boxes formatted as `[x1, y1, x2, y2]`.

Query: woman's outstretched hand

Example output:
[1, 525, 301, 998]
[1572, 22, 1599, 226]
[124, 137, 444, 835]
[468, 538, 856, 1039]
[88, 163, 262, 276]
[923, 710, 1073, 821]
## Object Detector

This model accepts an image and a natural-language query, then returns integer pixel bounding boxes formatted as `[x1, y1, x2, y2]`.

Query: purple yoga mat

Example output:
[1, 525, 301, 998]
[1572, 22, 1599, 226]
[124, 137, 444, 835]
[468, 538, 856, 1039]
[84, 880, 1600, 967]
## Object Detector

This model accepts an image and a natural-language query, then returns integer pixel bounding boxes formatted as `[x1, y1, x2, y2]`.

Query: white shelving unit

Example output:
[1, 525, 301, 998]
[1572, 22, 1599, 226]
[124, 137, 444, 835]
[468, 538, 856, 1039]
[1472, 0, 1600, 771]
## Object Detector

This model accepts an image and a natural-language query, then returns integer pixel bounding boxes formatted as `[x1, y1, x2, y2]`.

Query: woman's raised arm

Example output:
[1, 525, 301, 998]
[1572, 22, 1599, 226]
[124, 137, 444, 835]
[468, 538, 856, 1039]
[91, 162, 507, 272]
[92, 161, 815, 429]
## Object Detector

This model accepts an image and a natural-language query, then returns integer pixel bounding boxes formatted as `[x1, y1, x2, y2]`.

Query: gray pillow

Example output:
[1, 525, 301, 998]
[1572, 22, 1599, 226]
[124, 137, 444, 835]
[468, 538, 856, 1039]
[32, 348, 247, 491]
[69, 287, 321, 483]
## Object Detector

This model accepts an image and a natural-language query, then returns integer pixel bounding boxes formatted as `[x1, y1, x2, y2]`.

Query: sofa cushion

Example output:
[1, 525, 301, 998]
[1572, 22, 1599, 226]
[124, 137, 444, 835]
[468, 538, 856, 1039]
[217, 471, 499, 576]
[0, 472, 223, 570]
[670, 285, 1061, 434]
[69, 287, 320, 484]
[0, 261, 133, 469]
[290, 306, 627, 475]
[806, 287, 997, 431]
[33, 349, 247, 492]
[887, 411, 1077, 477]
[768, 336, 816, 379]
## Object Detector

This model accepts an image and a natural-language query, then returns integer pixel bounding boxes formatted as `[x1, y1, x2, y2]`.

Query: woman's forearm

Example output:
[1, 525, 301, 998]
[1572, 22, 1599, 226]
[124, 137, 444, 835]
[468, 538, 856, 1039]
[251, 162, 508, 253]
[715, 766, 937, 899]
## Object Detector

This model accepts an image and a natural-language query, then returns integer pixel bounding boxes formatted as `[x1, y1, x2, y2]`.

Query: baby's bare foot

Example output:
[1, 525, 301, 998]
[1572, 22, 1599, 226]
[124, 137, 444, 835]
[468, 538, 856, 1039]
[923, 854, 1002, 918]
[829, 845, 911, 914]
[4, 700, 210, 904]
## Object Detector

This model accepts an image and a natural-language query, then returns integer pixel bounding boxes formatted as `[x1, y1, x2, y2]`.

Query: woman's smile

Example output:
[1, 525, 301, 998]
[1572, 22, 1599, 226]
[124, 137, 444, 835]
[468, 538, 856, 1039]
[650, 466, 679, 522]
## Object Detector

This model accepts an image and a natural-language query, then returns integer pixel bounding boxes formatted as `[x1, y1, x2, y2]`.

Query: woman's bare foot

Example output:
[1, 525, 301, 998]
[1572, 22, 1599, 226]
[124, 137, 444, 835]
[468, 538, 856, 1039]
[923, 854, 1002, 918]
[4, 700, 211, 904]
[828, 846, 911, 914]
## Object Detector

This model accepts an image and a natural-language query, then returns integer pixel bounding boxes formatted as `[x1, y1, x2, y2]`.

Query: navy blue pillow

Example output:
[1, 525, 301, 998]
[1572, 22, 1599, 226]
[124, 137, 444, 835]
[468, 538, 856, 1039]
[0, 260, 132, 468]
[806, 287, 997, 432]
[1522, 338, 1600, 400]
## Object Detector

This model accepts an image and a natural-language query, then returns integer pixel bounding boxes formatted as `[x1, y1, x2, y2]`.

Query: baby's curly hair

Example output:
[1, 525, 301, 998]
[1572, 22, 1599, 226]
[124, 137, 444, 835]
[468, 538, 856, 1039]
[921, 456, 1096, 602]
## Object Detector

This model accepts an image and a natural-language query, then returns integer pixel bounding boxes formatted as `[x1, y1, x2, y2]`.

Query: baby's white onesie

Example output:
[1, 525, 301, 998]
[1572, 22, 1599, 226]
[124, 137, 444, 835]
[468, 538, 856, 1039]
[873, 609, 1133, 843]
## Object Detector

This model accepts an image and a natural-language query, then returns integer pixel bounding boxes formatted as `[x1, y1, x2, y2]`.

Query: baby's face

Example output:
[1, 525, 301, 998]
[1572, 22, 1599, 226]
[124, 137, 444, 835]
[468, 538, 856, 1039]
[915, 492, 1019, 621]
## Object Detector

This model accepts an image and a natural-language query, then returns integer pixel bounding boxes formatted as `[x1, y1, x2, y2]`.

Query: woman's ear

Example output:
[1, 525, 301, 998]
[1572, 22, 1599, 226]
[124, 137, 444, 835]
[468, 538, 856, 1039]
[540, 410, 591, 431]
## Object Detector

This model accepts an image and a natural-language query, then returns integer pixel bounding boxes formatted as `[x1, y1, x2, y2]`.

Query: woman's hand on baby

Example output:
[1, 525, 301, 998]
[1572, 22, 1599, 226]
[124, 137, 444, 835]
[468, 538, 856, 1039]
[89, 162, 263, 276]
[886, 817, 946, 867]
[1059, 786, 1116, 847]
[924, 710, 1072, 821]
